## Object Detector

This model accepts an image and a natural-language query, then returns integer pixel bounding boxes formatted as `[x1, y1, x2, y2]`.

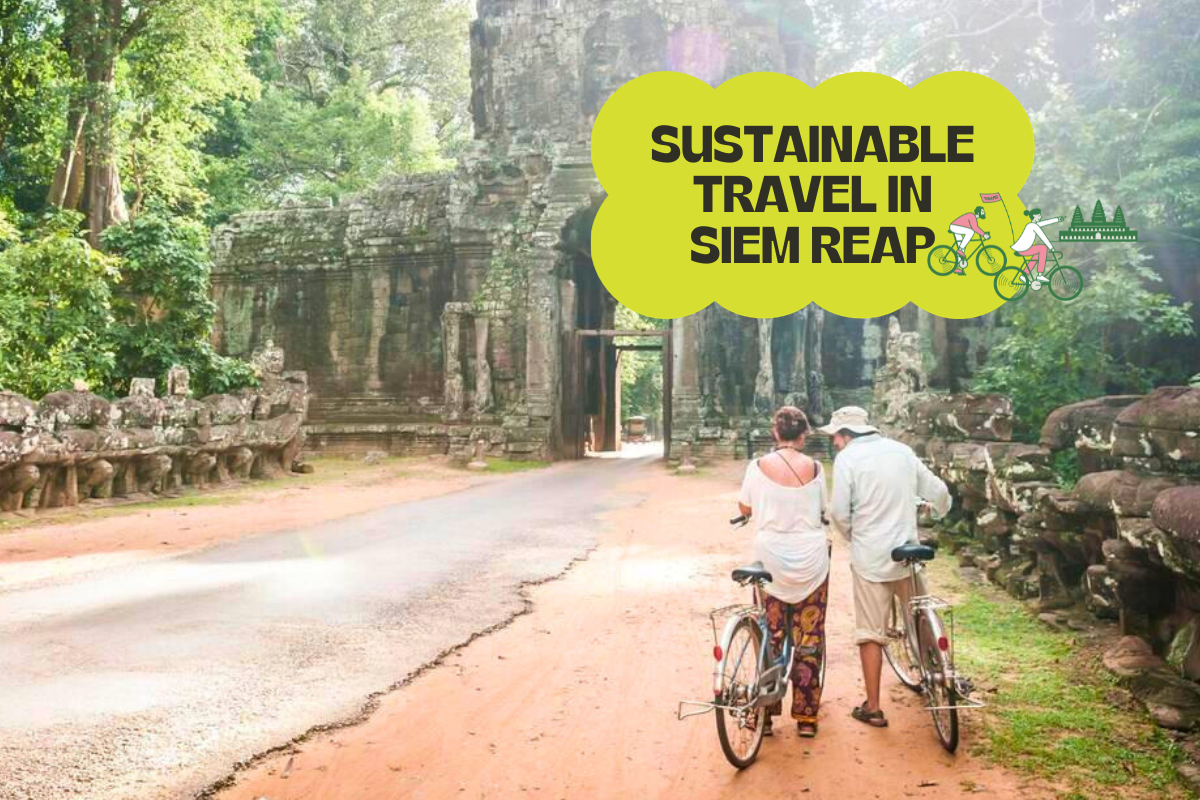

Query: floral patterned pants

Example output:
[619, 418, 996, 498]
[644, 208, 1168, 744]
[762, 578, 829, 724]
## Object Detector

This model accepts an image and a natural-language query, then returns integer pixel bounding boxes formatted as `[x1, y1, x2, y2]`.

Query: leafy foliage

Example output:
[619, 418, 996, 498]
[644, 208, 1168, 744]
[0, 212, 119, 397]
[974, 256, 1194, 440]
[0, 212, 256, 399]
[614, 305, 667, 425]
[102, 211, 258, 397]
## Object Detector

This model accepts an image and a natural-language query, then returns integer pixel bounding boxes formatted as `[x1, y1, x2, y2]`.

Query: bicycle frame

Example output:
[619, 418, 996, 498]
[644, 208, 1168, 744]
[897, 560, 985, 713]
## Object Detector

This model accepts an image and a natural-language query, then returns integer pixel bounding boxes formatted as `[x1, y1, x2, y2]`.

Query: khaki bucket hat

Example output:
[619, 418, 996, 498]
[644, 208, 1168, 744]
[817, 406, 879, 436]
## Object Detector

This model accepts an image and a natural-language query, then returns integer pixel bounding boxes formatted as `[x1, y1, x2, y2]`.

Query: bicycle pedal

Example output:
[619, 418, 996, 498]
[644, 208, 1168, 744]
[955, 677, 976, 697]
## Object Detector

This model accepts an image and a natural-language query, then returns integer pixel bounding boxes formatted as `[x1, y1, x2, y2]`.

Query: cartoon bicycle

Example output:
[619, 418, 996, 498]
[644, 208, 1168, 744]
[927, 236, 1007, 277]
[993, 249, 1082, 302]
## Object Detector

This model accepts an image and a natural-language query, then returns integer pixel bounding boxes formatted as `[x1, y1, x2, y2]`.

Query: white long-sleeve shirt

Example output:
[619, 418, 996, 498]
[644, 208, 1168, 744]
[1011, 218, 1060, 252]
[830, 434, 951, 583]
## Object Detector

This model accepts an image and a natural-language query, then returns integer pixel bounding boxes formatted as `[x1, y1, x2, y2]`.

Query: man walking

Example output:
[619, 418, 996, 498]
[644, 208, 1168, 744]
[819, 406, 951, 728]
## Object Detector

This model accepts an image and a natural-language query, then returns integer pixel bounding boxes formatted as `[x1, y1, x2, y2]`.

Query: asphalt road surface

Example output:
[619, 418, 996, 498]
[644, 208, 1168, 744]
[0, 456, 651, 799]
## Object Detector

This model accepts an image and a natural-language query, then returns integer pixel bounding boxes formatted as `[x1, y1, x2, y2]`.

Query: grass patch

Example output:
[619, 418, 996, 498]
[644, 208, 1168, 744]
[929, 558, 1188, 798]
[482, 457, 550, 473]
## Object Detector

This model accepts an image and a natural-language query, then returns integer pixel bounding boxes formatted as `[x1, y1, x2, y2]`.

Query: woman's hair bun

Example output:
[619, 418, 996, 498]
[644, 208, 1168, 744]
[773, 405, 809, 440]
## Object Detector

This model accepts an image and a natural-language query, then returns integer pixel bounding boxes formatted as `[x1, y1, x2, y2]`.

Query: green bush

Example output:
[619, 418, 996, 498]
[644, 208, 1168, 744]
[974, 257, 1194, 440]
[0, 211, 257, 400]
[0, 212, 119, 398]
[102, 211, 256, 397]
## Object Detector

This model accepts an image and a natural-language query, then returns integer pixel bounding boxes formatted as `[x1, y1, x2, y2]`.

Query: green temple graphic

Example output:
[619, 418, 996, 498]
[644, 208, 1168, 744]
[1059, 199, 1139, 242]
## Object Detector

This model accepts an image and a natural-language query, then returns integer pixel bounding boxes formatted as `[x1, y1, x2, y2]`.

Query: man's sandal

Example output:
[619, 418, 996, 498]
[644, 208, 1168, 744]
[851, 704, 889, 728]
[797, 721, 818, 738]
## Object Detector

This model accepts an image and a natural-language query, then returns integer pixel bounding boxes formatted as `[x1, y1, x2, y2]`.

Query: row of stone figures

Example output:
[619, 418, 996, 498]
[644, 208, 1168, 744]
[890, 388, 1200, 732]
[0, 343, 309, 514]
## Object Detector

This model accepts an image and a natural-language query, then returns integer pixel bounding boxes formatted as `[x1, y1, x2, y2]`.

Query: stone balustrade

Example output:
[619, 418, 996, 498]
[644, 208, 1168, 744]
[0, 345, 308, 515]
[898, 388, 1200, 733]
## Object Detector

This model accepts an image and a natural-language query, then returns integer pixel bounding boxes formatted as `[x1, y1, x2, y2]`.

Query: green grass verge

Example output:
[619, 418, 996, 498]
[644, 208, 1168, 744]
[929, 558, 1188, 799]
[481, 457, 550, 473]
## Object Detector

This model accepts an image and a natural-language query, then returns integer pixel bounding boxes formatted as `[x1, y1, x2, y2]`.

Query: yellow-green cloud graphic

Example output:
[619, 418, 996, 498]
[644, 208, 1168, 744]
[590, 71, 1035, 319]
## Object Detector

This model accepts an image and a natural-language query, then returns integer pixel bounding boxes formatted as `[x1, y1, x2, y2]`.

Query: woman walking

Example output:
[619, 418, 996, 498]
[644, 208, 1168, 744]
[736, 406, 830, 738]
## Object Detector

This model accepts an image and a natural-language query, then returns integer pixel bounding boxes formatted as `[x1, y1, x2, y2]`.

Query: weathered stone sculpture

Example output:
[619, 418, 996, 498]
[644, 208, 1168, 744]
[901, 386, 1200, 735]
[0, 348, 309, 518]
[872, 316, 931, 430]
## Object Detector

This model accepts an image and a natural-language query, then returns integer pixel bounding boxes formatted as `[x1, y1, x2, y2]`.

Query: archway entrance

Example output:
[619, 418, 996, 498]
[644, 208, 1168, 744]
[560, 327, 671, 460]
[557, 204, 671, 460]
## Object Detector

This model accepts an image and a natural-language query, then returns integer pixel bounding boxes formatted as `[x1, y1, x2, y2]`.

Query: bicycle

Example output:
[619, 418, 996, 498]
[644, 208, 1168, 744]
[927, 233, 1007, 277]
[677, 514, 828, 769]
[880, 541, 983, 753]
[993, 249, 1082, 302]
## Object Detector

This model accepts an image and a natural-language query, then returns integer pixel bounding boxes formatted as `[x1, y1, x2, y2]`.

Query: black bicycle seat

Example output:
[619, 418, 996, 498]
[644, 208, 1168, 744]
[731, 562, 773, 585]
[891, 543, 937, 562]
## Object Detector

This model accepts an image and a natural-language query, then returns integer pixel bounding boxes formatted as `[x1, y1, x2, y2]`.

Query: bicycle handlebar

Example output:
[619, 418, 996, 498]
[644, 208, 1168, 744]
[729, 514, 748, 527]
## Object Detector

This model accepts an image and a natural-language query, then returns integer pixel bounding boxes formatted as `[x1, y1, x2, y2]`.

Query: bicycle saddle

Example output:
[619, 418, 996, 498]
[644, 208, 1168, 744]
[731, 561, 773, 585]
[891, 543, 937, 562]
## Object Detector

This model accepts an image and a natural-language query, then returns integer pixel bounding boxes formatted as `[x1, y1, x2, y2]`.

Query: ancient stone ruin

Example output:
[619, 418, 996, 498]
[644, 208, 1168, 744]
[210, 0, 994, 462]
[0, 343, 308, 515]
[872, 337, 1200, 735]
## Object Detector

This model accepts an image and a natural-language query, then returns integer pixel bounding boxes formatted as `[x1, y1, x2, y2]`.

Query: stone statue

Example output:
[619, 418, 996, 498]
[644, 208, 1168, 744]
[0, 346, 310, 518]
[872, 316, 931, 432]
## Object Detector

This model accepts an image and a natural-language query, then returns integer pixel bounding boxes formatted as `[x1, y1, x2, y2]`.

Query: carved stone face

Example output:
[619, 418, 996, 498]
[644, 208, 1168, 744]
[167, 366, 191, 397]
[129, 378, 156, 398]
[251, 340, 286, 376]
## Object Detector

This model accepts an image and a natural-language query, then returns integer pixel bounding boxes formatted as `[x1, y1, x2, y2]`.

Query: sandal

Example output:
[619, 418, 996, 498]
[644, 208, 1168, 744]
[851, 704, 889, 728]
[797, 721, 818, 738]
[762, 715, 774, 737]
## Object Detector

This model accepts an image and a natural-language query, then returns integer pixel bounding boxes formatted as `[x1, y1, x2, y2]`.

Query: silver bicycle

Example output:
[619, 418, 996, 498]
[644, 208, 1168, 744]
[881, 542, 982, 753]
[677, 514, 828, 769]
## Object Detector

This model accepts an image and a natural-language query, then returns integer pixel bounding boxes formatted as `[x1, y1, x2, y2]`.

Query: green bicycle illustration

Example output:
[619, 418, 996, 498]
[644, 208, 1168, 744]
[927, 236, 1007, 277]
[993, 249, 1082, 302]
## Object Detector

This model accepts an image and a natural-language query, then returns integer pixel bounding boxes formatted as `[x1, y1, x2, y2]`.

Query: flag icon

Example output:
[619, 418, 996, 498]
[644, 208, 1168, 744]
[980, 192, 1003, 203]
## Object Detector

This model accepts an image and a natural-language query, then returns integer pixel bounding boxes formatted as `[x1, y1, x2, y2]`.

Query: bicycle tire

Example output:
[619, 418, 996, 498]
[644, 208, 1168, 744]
[1049, 265, 1082, 301]
[918, 612, 959, 753]
[716, 618, 765, 769]
[993, 267, 1029, 302]
[927, 245, 958, 276]
[883, 594, 922, 692]
[974, 244, 1007, 276]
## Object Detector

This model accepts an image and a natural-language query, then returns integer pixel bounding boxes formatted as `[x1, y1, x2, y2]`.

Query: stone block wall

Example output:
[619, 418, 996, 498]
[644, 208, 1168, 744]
[900, 388, 1200, 732]
[0, 346, 308, 516]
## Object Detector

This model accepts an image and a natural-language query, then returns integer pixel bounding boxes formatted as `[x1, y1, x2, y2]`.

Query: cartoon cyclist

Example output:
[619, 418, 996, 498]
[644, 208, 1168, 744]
[947, 206, 990, 275]
[1010, 208, 1062, 289]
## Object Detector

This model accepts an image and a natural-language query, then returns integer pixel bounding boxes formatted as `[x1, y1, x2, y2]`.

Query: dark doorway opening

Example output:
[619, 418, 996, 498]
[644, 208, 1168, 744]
[558, 205, 671, 460]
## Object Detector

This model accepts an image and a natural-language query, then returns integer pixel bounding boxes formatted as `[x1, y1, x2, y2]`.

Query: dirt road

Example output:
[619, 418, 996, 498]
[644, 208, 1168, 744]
[219, 460, 1046, 800]
[0, 457, 646, 800]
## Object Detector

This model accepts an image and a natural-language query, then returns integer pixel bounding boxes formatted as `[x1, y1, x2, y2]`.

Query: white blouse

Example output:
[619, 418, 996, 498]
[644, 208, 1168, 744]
[737, 458, 830, 603]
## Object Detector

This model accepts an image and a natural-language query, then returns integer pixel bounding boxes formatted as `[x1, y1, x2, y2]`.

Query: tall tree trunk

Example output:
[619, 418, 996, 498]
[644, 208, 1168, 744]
[47, 0, 129, 247]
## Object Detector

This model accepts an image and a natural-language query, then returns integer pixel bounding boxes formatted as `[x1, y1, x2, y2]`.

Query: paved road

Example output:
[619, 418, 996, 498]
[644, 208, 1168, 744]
[0, 456, 652, 799]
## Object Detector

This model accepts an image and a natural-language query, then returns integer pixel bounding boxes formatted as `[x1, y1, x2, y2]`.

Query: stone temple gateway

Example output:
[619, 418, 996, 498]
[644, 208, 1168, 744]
[211, 0, 988, 461]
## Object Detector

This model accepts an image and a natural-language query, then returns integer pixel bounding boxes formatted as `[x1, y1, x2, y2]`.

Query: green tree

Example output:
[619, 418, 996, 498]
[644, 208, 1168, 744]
[614, 305, 667, 425]
[44, 0, 265, 243]
[0, 212, 119, 397]
[101, 211, 257, 395]
[973, 254, 1194, 439]
[203, 0, 470, 218]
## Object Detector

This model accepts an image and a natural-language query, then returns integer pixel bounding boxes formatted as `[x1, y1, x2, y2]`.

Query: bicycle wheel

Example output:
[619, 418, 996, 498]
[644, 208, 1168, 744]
[974, 244, 1007, 276]
[716, 618, 765, 769]
[927, 245, 958, 276]
[883, 594, 922, 691]
[918, 612, 959, 753]
[993, 267, 1029, 302]
[1049, 265, 1082, 301]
